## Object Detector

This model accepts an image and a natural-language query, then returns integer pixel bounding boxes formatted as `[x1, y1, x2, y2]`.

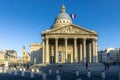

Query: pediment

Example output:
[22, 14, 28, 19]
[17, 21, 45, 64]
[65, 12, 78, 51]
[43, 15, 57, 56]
[45, 24, 97, 35]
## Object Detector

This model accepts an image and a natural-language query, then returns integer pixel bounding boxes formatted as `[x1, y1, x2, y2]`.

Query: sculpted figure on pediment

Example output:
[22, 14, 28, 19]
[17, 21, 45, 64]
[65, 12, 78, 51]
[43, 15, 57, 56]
[51, 26, 90, 34]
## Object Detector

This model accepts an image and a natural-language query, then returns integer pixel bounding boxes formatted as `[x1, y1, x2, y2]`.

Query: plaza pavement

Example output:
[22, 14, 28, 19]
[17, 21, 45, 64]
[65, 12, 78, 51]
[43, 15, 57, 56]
[0, 65, 120, 80]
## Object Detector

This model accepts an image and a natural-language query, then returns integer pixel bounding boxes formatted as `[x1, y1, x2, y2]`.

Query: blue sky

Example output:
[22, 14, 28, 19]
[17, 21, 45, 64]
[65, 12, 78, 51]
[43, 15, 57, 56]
[0, 0, 120, 57]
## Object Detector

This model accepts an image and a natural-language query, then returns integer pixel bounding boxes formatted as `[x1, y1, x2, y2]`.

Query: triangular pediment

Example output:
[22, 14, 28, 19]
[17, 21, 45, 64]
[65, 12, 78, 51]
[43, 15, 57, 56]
[44, 24, 97, 35]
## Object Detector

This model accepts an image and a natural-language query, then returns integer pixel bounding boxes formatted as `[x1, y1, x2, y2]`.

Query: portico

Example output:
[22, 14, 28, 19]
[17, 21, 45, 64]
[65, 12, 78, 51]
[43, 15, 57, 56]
[42, 36, 97, 64]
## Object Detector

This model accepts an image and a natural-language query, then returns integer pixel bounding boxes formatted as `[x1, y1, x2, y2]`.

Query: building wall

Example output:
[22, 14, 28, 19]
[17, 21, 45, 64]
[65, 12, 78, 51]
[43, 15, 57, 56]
[30, 43, 42, 65]
[0, 51, 5, 65]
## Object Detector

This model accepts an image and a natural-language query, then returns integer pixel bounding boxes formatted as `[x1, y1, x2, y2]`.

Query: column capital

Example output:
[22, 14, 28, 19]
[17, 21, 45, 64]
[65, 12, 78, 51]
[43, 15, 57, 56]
[93, 38, 97, 41]
[45, 38, 49, 40]
[55, 37, 58, 40]
[92, 39, 97, 43]
[74, 38, 77, 40]
[42, 36, 45, 40]
[42, 38, 45, 41]
[64, 38, 68, 40]
[83, 38, 87, 40]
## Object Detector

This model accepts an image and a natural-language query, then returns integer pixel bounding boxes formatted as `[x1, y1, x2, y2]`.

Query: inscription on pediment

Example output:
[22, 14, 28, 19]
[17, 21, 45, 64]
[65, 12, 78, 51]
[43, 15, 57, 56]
[51, 26, 90, 34]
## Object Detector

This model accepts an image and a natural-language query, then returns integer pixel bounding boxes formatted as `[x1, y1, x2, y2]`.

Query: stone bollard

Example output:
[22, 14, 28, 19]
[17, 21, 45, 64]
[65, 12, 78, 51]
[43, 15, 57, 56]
[49, 69, 52, 74]
[8, 70, 12, 74]
[14, 68, 16, 71]
[20, 68, 22, 71]
[23, 68, 26, 71]
[76, 70, 79, 76]
[87, 70, 91, 77]
[11, 67, 14, 70]
[14, 70, 17, 75]
[6, 67, 8, 72]
[31, 72, 34, 78]
[118, 72, 120, 80]
[21, 71, 25, 77]
[56, 75, 61, 80]
[10, 67, 12, 71]
[101, 70, 105, 79]
[56, 69, 59, 74]
[42, 73, 46, 80]
[21, 69, 25, 77]
[3, 68, 6, 73]
[30, 68, 34, 78]
[31, 68, 34, 72]
[36, 69, 39, 73]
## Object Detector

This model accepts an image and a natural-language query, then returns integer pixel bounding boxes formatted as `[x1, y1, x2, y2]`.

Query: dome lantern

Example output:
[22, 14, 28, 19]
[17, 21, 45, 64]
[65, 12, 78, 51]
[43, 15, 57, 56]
[61, 5, 66, 13]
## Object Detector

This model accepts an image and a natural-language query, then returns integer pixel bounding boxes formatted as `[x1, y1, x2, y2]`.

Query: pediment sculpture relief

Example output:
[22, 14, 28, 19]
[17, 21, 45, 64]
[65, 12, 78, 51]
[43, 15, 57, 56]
[51, 26, 90, 34]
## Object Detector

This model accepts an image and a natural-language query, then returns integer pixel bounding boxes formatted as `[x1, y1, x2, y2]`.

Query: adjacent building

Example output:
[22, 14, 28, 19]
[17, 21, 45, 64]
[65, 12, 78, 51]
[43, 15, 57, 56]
[0, 51, 6, 66]
[20, 46, 31, 65]
[0, 50, 18, 66]
[30, 5, 98, 64]
[98, 48, 120, 63]
[0, 47, 31, 67]
[5, 50, 18, 65]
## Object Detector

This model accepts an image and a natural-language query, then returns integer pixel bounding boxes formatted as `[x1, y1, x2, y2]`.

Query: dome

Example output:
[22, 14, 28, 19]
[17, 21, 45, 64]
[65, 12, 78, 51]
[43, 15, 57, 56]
[55, 12, 72, 21]
[52, 5, 72, 29]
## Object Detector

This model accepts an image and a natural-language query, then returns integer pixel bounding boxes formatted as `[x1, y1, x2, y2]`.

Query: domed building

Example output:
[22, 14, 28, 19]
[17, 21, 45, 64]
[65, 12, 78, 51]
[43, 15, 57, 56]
[30, 5, 98, 64]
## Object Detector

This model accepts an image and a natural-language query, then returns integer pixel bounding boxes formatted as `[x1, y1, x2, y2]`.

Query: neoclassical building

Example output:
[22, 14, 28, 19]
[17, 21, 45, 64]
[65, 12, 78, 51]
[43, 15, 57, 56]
[30, 5, 98, 64]
[0, 50, 18, 66]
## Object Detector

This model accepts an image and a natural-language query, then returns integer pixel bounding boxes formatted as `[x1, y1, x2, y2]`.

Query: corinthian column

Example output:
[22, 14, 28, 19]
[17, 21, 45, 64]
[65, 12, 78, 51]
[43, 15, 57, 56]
[89, 42, 92, 63]
[42, 38, 45, 63]
[96, 42, 98, 62]
[83, 38, 86, 63]
[92, 39, 97, 63]
[94, 39, 98, 62]
[80, 43, 82, 62]
[74, 38, 77, 63]
[65, 38, 68, 63]
[55, 38, 58, 63]
[46, 38, 49, 63]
